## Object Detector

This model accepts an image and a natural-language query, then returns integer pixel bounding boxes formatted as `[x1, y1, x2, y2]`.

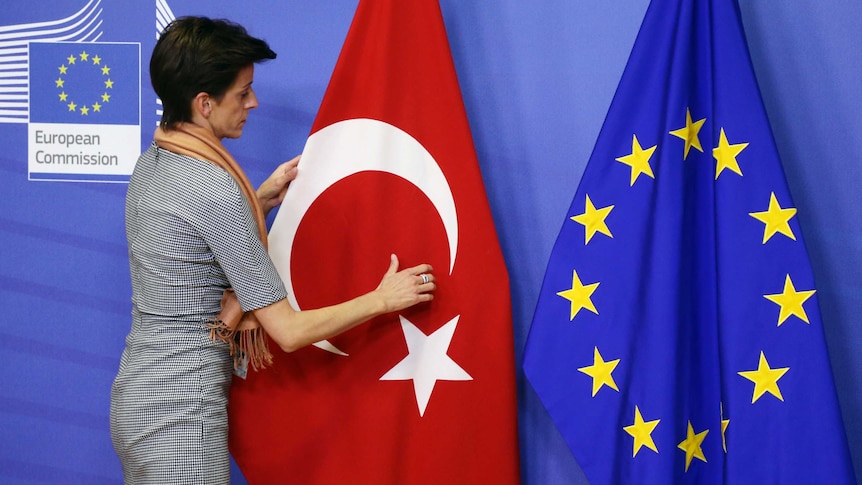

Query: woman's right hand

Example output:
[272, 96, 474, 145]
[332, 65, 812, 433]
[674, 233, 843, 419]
[257, 155, 300, 215]
[374, 254, 435, 313]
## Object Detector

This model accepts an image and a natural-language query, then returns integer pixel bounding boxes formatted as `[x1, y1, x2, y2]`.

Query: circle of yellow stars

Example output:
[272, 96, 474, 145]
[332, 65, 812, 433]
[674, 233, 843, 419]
[55, 50, 114, 116]
[554, 106, 818, 473]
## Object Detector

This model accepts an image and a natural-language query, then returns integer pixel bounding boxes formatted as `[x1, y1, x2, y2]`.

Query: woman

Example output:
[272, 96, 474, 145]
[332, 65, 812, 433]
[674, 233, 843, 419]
[110, 17, 436, 483]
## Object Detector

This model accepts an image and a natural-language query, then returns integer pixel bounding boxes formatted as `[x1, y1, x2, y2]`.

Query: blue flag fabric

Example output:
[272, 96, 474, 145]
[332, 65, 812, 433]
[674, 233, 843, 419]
[522, 0, 855, 483]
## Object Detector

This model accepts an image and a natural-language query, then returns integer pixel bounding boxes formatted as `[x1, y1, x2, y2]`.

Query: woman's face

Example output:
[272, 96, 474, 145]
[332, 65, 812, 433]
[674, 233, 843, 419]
[208, 64, 258, 139]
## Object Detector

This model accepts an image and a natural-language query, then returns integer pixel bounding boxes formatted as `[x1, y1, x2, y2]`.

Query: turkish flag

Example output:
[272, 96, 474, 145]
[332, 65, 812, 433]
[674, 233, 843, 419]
[228, 1, 520, 483]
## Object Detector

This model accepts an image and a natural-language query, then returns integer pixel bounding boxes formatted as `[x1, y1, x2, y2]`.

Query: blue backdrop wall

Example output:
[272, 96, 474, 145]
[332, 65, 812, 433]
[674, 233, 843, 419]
[1, 0, 859, 483]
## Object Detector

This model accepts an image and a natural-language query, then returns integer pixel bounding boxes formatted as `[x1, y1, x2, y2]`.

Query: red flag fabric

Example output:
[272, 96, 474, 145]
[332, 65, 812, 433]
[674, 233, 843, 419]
[228, 1, 521, 483]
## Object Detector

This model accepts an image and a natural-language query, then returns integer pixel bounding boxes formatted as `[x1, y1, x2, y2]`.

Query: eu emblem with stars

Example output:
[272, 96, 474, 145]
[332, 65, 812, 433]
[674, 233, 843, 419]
[28, 41, 140, 182]
[522, 0, 854, 483]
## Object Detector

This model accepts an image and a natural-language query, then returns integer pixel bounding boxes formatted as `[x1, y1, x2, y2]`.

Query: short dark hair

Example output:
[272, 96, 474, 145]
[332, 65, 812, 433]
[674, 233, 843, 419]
[150, 16, 277, 129]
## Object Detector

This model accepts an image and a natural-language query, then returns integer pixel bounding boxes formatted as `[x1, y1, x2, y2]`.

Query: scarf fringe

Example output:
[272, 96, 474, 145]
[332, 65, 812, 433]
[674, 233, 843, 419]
[206, 318, 273, 371]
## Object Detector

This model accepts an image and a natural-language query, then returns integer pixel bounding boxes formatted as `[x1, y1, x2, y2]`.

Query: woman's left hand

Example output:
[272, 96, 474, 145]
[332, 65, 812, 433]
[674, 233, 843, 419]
[257, 155, 300, 215]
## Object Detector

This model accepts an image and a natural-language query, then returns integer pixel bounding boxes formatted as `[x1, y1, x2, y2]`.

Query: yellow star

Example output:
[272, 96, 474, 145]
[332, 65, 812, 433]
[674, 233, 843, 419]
[677, 421, 709, 472]
[66, 55, 76, 65]
[105, 79, 114, 89]
[101, 92, 111, 103]
[58, 92, 68, 102]
[92, 55, 101, 65]
[749, 192, 797, 243]
[615, 134, 656, 186]
[557, 269, 599, 320]
[713, 128, 748, 179]
[577, 347, 619, 397]
[720, 402, 730, 453]
[67, 101, 77, 112]
[738, 351, 789, 403]
[764, 274, 816, 326]
[58, 65, 68, 74]
[80, 105, 89, 115]
[55, 78, 64, 88]
[669, 108, 706, 160]
[92, 102, 102, 112]
[79, 51, 89, 61]
[623, 405, 660, 457]
[101, 65, 111, 75]
[571, 194, 614, 244]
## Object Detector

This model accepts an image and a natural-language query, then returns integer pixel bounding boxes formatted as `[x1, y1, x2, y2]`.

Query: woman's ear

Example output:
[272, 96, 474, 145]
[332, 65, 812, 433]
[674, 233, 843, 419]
[192, 92, 211, 118]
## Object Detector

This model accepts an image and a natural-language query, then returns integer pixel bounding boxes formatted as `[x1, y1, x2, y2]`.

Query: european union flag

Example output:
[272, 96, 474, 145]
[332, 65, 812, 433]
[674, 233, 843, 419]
[522, 0, 855, 483]
[29, 42, 139, 125]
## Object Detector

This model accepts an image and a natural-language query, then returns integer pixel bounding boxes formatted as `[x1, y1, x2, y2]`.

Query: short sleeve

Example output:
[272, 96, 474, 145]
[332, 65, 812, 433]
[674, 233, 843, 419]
[191, 167, 287, 312]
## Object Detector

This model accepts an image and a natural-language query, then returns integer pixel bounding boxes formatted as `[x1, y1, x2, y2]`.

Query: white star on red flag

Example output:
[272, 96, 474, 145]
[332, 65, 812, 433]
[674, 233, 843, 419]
[380, 315, 472, 416]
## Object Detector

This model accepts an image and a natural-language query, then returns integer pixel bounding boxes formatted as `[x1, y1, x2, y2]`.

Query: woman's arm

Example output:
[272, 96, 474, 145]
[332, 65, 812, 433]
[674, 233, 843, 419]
[252, 254, 435, 352]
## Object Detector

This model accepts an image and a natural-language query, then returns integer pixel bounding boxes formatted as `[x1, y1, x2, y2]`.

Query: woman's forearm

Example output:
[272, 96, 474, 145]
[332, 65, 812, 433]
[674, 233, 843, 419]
[253, 293, 388, 352]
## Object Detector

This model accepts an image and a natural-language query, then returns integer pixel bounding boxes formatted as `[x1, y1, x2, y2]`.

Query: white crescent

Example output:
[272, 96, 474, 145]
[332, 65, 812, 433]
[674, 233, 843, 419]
[268, 118, 459, 355]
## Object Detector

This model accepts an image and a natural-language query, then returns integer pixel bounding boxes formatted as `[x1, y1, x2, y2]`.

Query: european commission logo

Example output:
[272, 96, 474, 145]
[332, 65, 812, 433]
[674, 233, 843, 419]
[28, 41, 141, 182]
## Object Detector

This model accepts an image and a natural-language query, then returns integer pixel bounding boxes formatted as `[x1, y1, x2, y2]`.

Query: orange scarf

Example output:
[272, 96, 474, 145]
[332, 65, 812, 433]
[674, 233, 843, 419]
[154, 123, 273, 371]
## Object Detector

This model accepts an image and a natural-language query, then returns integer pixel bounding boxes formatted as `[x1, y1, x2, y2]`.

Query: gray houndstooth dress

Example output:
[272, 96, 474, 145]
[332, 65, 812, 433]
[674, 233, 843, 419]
[110, 142, 287, 484]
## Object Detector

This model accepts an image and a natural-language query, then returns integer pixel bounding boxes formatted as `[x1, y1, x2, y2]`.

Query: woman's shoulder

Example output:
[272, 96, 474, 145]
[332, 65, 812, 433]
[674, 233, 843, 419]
[155, 148, 240, 195]
[130, 145, 245, 215]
